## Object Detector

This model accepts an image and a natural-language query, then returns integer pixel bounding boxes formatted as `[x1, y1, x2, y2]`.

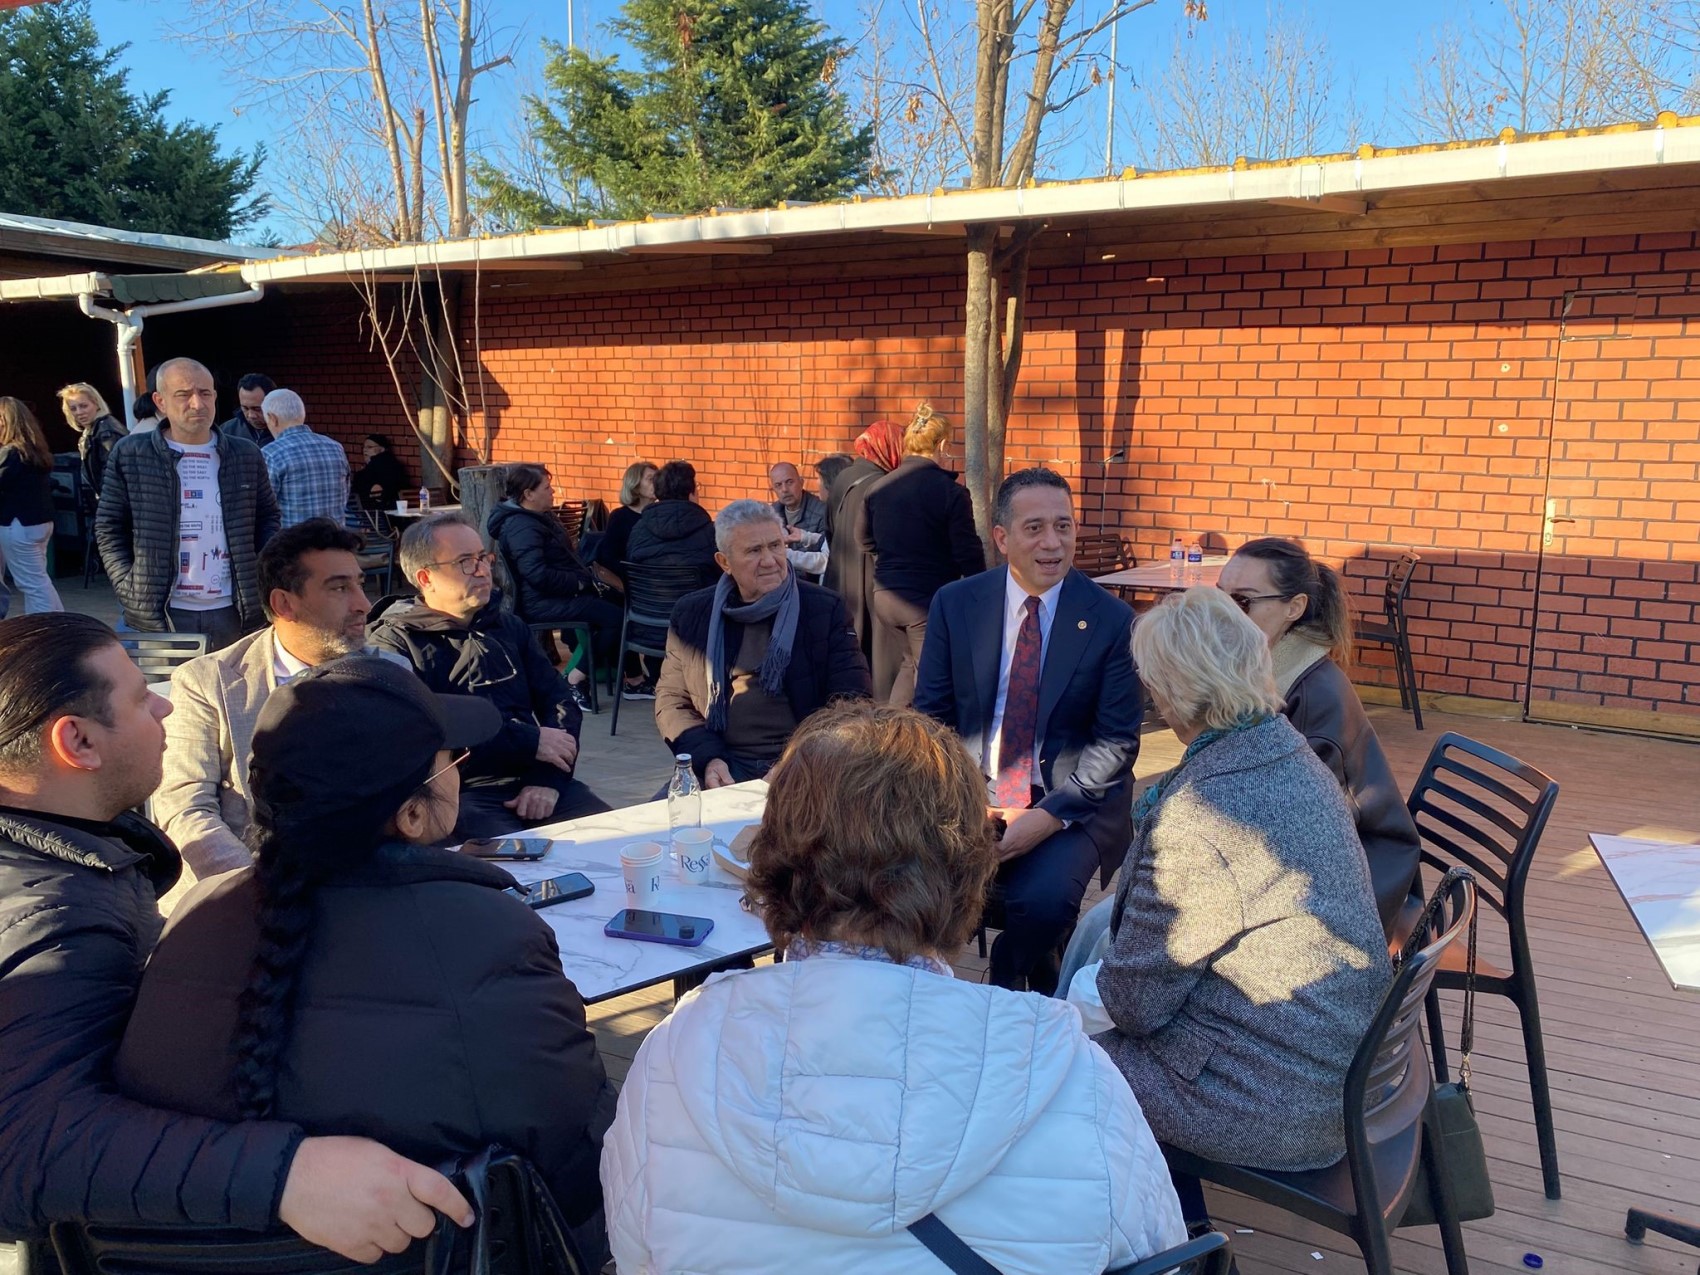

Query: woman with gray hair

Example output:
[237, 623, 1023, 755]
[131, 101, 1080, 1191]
[654, 500, 871, 787]
[1092, 587, 1391, 1221]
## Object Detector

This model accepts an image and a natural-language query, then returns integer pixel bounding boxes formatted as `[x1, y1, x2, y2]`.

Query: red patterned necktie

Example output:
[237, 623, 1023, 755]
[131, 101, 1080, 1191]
[994, 596, 1043, 809]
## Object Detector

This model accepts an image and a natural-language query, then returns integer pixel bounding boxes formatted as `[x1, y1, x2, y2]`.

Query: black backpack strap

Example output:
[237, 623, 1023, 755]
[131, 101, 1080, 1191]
[908, 1213, 1005, 1275]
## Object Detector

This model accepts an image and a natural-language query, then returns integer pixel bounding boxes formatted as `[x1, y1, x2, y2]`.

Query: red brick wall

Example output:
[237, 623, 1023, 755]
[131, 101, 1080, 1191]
[273, 233, 1700, 723]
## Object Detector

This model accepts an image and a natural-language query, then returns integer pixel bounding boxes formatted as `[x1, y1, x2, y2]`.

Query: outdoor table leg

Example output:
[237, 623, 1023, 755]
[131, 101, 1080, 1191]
[1625, 1205, 1700, 1270]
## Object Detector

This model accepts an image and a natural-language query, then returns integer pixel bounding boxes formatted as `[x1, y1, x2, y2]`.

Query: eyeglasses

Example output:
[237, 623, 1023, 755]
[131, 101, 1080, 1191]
[423, 748, 471, 786]
[1228, 592, 1293, 613]
[428, 551, 496, 577]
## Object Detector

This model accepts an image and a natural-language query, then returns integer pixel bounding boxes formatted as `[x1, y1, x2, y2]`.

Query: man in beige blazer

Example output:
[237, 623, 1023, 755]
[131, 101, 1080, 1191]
[154, 519, 388, 885]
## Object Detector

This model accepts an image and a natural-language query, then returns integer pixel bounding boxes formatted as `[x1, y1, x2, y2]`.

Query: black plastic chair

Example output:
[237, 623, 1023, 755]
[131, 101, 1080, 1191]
[120, 633, 209, 683]
[1357, 551, 1423, 730]
[1163, 872, 1477, 1275]
[1408, 731, 1562, 1200]
[1113, 1229, 1233, 1274]
[356, 533, 395, 600]
[611, 561, 704, 737]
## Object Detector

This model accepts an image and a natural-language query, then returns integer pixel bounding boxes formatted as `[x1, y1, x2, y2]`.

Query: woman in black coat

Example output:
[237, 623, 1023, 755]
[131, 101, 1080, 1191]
[862, 404, 985, 706]
[352, 434, 411, 511]
[59, 381, 127, 502]
[1217, 538, 1423, 937]
[115, 657, 617, 1266]
[0, 397, 63, 616]
[488, 463, 643, 698]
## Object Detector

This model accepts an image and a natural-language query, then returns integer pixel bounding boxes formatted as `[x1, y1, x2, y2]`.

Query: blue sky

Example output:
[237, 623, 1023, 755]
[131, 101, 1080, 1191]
[91, 0, 1447, 238]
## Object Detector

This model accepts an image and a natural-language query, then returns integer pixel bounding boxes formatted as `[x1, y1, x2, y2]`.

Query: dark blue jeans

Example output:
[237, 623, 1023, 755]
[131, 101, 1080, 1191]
[988, 822, 1099, 992]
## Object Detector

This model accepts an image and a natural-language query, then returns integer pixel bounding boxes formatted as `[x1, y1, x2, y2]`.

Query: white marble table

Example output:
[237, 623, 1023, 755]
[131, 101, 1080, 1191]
[1093, 555, 1228, 594]
[1589, 834, 1700, 992]
[497, 780, 772, 1003]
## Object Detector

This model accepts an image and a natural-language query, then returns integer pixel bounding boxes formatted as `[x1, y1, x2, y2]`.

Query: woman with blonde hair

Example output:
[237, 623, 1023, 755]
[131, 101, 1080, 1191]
[59, 382, 126, 501]
[593, 459, 657, 580]
[0, 398, 64, 616]
[1091, 587, 1389, 1223]
[862, 403, 985, 705]
[602, 700, 1186, 1273]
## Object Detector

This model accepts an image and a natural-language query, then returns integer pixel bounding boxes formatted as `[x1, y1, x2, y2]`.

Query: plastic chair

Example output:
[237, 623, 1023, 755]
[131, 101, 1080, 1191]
[119, 633, 209, 682]
[355, 534, 394, 600]
[1408, 732, 1562, 1200]
[1112, 1229, 1233, 1274]
[1356, 552, 1423, 730]
[1162, 872, 1478, 1275]
[611, 561, 704, 737]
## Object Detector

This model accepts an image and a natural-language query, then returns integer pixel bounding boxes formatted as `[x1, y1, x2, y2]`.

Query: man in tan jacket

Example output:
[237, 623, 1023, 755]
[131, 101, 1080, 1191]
[153, 518, 394, 883]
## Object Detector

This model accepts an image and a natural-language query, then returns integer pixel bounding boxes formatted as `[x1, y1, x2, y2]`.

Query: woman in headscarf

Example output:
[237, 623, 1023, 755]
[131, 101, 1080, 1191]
[823, 419, 905, 680]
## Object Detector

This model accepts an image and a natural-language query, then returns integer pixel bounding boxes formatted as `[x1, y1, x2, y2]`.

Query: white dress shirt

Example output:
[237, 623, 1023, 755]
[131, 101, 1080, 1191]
[984, 570, 1064, 776]
[271, 634, 311, 685]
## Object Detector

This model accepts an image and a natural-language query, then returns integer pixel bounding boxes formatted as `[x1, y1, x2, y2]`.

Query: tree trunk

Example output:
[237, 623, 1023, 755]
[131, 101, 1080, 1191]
[456, 464, 512, 603]
[362, 0, 415, 241]
[963, 223, 998, 557]
[416, 281, 460, 495]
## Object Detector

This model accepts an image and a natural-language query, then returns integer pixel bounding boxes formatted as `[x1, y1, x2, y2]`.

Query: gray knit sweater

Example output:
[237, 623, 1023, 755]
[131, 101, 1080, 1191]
[1096, 715, 1392, 1172]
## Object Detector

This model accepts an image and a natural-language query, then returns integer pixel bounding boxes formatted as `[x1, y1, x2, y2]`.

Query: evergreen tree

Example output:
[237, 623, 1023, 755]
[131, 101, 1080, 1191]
[477, 0, 873, 226]
[0, 0, 266, 239]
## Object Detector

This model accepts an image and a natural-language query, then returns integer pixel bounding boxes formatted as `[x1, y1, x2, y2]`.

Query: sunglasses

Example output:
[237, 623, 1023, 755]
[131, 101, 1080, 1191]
[1228, 592, 1293, 613]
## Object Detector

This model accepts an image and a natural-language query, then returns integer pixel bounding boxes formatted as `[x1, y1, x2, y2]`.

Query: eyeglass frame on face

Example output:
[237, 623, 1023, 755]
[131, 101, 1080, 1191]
[426, 550, 497, 577]
[422, 748, 471, 787]
[1226, 590, 1295, 613]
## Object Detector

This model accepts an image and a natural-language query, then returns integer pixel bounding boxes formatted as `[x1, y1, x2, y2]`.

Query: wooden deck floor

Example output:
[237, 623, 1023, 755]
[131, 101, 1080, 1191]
[586, 701, 1700, 1275]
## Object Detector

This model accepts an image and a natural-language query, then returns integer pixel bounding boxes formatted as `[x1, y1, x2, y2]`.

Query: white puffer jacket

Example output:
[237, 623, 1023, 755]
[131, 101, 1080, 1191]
[601, 955, 1186, 1274]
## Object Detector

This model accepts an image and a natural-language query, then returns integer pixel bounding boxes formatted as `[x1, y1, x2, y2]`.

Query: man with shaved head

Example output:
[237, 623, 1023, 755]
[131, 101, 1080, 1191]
[769, 460, 830, 584]
[96, 357, 280, 651]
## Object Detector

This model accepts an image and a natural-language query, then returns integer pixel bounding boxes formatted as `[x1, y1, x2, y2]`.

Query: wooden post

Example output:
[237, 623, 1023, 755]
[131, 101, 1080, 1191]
[457, 464, 513, 607]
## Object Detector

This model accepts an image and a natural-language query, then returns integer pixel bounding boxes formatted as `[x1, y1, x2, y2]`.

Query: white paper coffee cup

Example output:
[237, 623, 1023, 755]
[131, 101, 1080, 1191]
[672, 827, 715, 886]
[395, 499, 408, 514]
[620, 841, 665, 908]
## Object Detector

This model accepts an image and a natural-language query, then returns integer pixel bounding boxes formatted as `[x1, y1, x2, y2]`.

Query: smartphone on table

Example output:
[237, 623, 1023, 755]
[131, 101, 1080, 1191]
[462, 837, 549, 862]
[506, 872, 595, 909]
[604, 910, 715, 947]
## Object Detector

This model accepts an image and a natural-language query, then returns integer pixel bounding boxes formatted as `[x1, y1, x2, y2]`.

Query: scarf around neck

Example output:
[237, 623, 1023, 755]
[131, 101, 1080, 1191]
[1130, 712, 1275, 830]
[705, 568, 800, 734]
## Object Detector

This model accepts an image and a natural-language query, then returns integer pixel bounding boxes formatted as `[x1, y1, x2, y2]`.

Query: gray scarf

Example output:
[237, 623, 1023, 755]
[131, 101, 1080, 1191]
[705, 568, 800, 733]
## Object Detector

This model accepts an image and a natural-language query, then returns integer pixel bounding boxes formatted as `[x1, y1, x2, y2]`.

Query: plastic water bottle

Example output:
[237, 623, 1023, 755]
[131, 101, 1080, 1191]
[1169, 536, 1186, 582]
[1186, 540, 1203, 582]
[417, 484, 431, 510]
[667, 754, 701, 831]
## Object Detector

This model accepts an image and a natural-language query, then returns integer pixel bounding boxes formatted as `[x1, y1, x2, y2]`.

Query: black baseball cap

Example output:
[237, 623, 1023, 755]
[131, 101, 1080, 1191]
[250, 655, 500, 807]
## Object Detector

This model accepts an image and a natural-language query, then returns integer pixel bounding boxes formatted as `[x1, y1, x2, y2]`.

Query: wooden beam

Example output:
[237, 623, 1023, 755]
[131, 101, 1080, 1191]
[1265, 195, 1368, 216]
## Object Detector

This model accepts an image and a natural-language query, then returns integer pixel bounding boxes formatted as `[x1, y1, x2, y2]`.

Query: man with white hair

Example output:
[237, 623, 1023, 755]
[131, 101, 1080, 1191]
[261, 387, 351, 528]
[654, 500, 870, 788]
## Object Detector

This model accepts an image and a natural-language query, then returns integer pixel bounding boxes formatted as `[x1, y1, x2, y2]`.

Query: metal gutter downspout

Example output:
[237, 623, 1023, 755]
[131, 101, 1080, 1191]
[78, 283, 267, 429]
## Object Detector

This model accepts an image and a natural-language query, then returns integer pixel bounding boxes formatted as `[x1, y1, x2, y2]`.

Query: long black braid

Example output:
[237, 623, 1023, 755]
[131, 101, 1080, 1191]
[231, 762, 445, 1120]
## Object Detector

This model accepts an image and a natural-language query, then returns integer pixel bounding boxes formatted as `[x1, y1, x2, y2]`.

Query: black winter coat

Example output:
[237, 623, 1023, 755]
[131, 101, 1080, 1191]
[1284, 657, 1424, 933]
[115, 844, 616, 1228]
[654, 581, 872, 781]
[0, 447, 54, 526]
[0, 807, 300, 1240]
[863, 457, 986, 606]
[95, 428, 281, 632]
[488, 501, 598, 621]
[77, 415, 127, 503]
[367, 594, 584, 800]
[624, 500, 720, 587]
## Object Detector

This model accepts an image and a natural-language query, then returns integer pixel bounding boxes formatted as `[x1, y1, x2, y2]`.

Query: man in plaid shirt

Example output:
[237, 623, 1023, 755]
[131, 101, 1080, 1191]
[261, 388, 352, 528]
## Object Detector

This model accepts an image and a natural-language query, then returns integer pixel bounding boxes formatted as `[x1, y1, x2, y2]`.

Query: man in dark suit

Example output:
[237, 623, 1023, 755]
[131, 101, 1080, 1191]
[914, 467, 1142, 992]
